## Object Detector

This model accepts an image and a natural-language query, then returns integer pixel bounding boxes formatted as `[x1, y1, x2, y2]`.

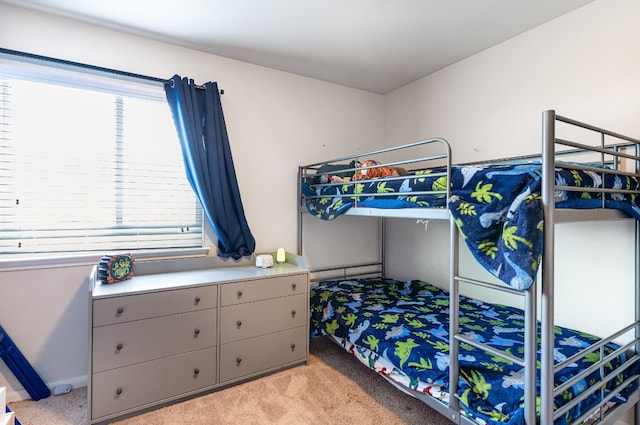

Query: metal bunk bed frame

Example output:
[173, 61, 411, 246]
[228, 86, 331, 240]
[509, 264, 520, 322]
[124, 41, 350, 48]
[298, 110, 640, 424]
[540, 111, 640, 424]
[450, 110, 640, 425]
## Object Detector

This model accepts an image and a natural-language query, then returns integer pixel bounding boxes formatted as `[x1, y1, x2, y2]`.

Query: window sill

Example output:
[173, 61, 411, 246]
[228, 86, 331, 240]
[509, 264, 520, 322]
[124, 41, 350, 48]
[0, 247, 211, 272]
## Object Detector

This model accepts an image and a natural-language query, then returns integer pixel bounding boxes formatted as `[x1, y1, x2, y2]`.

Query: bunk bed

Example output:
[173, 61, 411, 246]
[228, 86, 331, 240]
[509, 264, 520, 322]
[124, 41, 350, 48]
[297, 110, 640, 425]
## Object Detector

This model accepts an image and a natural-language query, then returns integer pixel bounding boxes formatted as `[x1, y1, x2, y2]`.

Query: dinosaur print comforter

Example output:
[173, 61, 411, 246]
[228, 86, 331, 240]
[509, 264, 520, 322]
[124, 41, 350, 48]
[303, 162, 640, 290]
[309, 278, 638, 425]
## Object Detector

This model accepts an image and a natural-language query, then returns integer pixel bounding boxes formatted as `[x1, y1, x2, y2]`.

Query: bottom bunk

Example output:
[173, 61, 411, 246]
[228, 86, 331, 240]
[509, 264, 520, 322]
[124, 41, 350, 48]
[309, 277, 640, 425]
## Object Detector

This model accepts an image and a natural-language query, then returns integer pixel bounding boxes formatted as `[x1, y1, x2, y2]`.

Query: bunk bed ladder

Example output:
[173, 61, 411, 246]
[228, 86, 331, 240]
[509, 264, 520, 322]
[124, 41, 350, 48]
[449, 216, 537, 424]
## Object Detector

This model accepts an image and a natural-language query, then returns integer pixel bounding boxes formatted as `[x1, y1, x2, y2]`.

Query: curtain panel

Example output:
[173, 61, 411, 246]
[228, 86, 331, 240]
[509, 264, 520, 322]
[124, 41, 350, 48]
[164, 75, 255, 259]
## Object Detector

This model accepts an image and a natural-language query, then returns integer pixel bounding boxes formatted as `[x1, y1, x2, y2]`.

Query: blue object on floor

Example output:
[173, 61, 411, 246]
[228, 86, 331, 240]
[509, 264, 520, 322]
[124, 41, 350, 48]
[5, 406, 21, 425]
[0, 326, 50, 401]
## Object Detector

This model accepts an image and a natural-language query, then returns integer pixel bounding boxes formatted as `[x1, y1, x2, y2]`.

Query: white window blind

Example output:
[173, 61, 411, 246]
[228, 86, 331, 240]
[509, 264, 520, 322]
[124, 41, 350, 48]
[0, 56, 203, 256]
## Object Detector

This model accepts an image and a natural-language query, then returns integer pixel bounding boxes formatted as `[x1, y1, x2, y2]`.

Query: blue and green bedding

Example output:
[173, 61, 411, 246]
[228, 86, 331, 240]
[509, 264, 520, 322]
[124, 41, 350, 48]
[302, 163, 640, 290]
[310, 278, 637, 425]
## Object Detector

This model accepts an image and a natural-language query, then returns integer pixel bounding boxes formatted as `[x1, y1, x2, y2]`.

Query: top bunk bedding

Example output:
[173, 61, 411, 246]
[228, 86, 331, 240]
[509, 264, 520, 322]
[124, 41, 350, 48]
[301, 160, 640, 291]
[302, 162, 640, 222]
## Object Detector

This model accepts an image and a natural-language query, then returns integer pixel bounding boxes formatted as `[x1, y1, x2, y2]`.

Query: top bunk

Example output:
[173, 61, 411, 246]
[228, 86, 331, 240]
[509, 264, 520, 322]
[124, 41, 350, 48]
[299, 110, 640, 290]
[299, 137, 453, 221]
[299, 110, 640, 224]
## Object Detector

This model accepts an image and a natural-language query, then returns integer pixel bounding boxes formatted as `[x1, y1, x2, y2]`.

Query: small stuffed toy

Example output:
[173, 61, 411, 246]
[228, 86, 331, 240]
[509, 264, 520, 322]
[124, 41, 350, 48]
[317, 174, 351, 184]
[330, 175, 351, 182]
[354, 160, 407, 180]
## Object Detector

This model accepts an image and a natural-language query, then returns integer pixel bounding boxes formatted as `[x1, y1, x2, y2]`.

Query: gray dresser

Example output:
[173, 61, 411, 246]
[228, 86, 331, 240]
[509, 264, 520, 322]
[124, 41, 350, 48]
[88, 257, 309, 424]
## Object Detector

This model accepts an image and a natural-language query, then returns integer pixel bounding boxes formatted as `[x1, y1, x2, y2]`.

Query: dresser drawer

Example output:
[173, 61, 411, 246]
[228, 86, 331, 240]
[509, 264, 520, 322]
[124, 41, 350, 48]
[91, 347, 216, 420]
[219, 326, 307, 383]
[93, 309, 217, 373]
[220, 274, 307, 306]
[220, 293, 307, 344]
[93, 285, 218, 326]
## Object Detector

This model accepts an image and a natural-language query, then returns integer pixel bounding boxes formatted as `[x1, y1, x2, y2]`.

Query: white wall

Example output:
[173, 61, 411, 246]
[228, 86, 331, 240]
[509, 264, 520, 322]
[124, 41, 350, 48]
[0, 3, 384, 400]
[385, 0, 640, 341]
[384, 0, 640, 163]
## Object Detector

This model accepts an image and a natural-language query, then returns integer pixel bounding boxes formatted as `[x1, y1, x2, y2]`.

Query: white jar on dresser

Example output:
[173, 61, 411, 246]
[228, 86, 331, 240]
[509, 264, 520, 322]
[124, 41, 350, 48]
[88, 256, 309, 424]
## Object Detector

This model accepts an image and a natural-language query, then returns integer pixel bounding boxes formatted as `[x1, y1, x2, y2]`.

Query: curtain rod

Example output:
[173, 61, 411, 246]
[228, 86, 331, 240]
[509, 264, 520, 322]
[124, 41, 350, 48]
[0, 48, 224, 94]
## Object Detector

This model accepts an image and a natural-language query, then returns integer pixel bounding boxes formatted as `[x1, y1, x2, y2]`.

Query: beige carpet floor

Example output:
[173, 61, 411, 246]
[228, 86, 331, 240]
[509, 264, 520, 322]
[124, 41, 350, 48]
[8, 337, 451, 424]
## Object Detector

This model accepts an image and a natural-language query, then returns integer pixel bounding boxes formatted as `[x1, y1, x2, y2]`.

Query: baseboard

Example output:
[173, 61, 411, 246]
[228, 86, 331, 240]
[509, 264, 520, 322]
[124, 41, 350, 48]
[4, 375, 87, 403]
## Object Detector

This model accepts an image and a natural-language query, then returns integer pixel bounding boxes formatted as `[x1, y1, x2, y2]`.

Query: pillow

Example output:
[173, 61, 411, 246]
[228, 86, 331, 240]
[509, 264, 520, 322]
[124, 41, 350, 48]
[317, 162, 356, 178]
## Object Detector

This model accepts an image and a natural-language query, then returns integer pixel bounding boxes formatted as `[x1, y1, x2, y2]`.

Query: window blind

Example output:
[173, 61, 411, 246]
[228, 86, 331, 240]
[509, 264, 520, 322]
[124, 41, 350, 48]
[0, 57, 203, 256]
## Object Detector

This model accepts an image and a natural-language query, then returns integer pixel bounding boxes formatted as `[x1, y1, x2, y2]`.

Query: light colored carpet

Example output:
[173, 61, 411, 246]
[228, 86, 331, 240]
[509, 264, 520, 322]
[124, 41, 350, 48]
[9, 337, 451, 424]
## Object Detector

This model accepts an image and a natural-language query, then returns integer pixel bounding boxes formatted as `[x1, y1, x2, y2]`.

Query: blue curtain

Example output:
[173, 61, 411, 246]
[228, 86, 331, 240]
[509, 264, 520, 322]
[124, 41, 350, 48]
[164, 75, 255, 259]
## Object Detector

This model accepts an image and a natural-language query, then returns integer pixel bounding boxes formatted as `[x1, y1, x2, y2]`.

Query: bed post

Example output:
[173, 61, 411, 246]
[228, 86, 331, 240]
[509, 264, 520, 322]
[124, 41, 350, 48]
[540, 110, 556, 425]
[297, 165, 304, 256]
[523, 286, 537, 425]
[635, 219, 640, 425]
[380, 217, 386, 277]
[636, 201, 640, 425]
[449, 215, 461, 422]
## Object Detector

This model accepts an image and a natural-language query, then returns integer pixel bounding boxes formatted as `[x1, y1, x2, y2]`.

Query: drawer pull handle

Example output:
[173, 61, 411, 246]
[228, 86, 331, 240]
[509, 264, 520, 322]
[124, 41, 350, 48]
[236, 320, 242, 328]
[194, 296, 201, 305]
[116, 343, 123, 351]
[194, 368, 200, 376]
[116, 387, 123, 396]
[194, 328, 200, 336]
[291, 310, 296, 317]
[236, 357, 242, 365]
[291, 343, 296, 351]
[237, 290, 243, 298]
[116, 307, 124, 315]
[292, 283, 297, 290]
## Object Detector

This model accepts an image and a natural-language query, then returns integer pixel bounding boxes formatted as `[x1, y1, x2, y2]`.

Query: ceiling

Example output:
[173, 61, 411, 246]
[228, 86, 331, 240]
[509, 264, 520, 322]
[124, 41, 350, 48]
[2, 0, 596, 94]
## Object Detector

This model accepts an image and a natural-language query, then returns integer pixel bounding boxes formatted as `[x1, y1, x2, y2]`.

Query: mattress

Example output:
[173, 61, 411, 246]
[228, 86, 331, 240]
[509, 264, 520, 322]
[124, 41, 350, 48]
[309, 277, 639, 425]
[303, 162, 640, 290]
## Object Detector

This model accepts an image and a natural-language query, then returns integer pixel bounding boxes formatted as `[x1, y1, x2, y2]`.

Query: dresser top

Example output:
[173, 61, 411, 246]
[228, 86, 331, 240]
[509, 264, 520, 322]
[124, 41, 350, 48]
[91, 260, 308, 299]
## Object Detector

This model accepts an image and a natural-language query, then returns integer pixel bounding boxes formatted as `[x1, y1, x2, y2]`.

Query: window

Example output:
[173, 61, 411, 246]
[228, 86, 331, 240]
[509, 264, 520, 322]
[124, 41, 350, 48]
[0, 54, 203, 257]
